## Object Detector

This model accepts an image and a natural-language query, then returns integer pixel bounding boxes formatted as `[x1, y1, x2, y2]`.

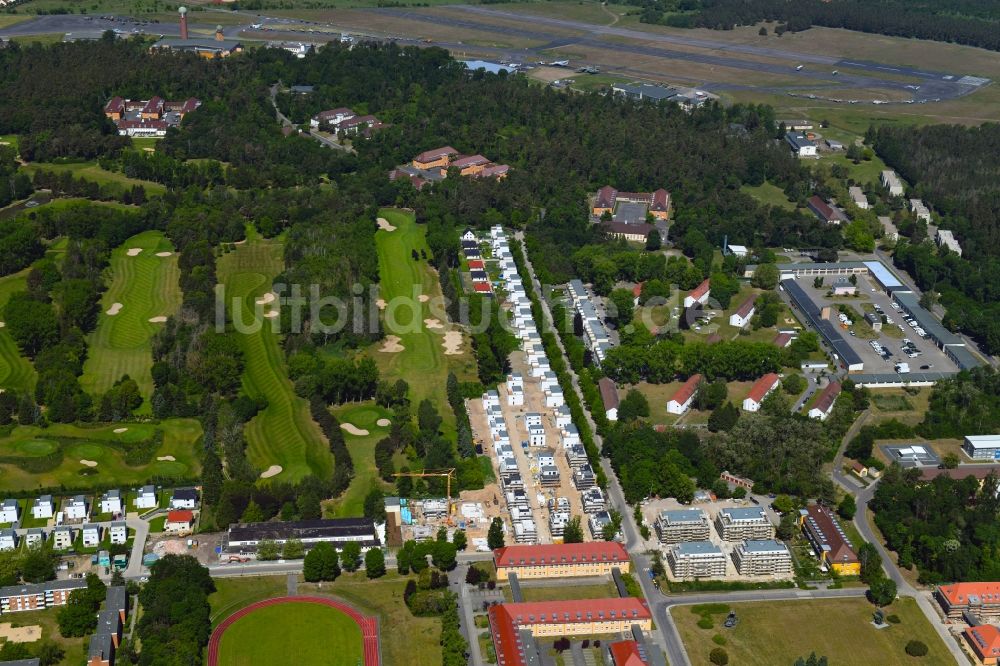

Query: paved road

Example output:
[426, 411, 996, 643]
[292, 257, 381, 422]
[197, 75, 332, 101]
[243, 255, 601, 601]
[451, 564, 487, 666]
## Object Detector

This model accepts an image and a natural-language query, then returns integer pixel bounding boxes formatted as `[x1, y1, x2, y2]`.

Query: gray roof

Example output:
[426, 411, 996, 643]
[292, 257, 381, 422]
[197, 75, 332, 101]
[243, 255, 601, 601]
[111, 520, 127, 529]
[720, 507, 768, 521]
[947, 345, 983, 370]
[849, 372, 959, 385]
[105, 586, 128, 613]
[140, 485, 156, 494]
[0, 579, 87, 598]
[34, 495, 52, 505]
[613, 83, 678, 101]
[782, 279, 864, 369]
[102, 489, 121, 499]
[2, 498, 17, 509]
[97, 608, 121, 635]
[152, 37, 242, 51]
[0, 528, 16, 538]
[785, 132, 816, 150]
[172, 488, 199, 501]
[742, 539, 788, 553]
[0, 659, 40, 666]
[659, 509, 706, 523]
[88, 632, 113, 660]
[893, 291, 962, 346]
[673, 541, 723, 555]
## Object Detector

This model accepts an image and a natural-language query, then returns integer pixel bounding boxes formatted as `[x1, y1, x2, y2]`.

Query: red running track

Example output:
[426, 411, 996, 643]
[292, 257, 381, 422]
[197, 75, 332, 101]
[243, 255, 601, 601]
[207, 595, 381, 666]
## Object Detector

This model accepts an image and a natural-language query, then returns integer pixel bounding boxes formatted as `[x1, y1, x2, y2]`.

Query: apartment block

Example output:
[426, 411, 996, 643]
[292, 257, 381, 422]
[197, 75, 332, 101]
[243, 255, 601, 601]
[655, 509, 710, 544]
[732, 540, 792, 576]
[666, 541, 727, 579]
[714, 507, 774, 541]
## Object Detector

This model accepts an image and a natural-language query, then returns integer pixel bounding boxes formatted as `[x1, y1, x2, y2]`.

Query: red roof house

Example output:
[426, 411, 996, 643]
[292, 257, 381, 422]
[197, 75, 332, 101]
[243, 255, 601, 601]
[493, 542, 629, 570]
[743, 373, 780, 411]
[609, 640, 649, 666]
[684, 278, 710, 307]
[473, 282, 492, 294]
[808, 381, 841, 420]
[773, 332, 793, 348]
[667, 374, 702, 415]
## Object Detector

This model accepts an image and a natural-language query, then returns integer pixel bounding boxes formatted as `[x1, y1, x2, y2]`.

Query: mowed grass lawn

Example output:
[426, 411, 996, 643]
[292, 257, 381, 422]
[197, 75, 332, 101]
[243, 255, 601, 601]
[372, 209, 477, 427]
[741, 181, 796, 211]
[0, 267, 37, 393]
[327, 401, 393, 518]
[216, 600, 363, 666]
[217, 233, 330, 482]
[80, 231, 182, 403]
[673, 598, 953, 666]
[21, 161, 166, 195]
[0, 418, 202, 491]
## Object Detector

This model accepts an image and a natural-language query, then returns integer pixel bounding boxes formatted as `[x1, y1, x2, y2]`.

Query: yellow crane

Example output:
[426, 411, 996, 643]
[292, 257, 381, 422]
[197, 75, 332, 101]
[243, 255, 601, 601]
[392, 468, 457, 525]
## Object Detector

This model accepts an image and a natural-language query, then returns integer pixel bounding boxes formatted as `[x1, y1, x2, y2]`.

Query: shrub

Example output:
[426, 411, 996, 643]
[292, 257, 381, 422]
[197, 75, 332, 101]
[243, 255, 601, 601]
[905, 640, 928, 657]
[887, 614, 901, 624]
[697, 617, 713, 630]
[712, 634, 726, 646]
[709, 647, 729, 665]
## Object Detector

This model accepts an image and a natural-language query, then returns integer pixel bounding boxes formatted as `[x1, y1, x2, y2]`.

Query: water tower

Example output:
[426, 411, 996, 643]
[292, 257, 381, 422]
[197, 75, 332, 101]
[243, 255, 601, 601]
[178, 6, 188, 40]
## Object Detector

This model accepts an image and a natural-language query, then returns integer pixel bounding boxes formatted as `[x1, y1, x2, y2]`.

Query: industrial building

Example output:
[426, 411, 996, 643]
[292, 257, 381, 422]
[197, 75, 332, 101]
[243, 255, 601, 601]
[221, 518, 379, 558]
[655, 509, 710, 544]
[781, 279, 864, 372]
[963, 435, 1000, 461]
[732, 540, 792, 576]
[666, 541, 727, 578]
[714, 507, 774, 541]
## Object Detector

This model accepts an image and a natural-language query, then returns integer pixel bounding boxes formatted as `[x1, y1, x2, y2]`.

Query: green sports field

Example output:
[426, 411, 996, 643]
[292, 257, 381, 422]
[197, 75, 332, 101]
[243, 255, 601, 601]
[0, 419, 202, 492]
[217, 231, 331, 482]
[80, 230, 182, 402]
[328, 402, 393, 517]
[215, 601, 363, 666]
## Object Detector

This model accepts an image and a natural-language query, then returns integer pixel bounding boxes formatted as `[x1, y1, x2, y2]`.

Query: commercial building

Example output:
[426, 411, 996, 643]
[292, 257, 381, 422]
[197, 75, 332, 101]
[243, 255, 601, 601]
[666, 374, 702, 416]
[592, 186, 670, 221]
[808, 381, 842, 421]
[714, 507, 774, 541]
[781, 278, 864, 372]
[800, 504, 859, 575]
[655, 509, 710, 544]
[666, 541, 727, 578]
[732, 539, 792, 576]
[881, 169, 904, 196]
[742, 373, 780, 412]
[222, 518, 380, 558]
[963, 435, 1000, 461]
[493, 542, 630, 580]
[785, 132, 817, 157]
[964, 624, 1000, 666]
[611, 83, 709, 110]
[0, 579, 87, 613]
[489, 598, 652, 666]
[937, 582, 1000, 622]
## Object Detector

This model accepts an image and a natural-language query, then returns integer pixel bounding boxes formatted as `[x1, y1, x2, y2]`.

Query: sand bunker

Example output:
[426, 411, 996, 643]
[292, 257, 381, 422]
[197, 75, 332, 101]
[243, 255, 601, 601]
[157, 455, 176, 462]
[0, 321, 5, 328]
[0, 622, 41, 643]
[376, 217, 397, 232]
[379, 335, 404, 353]
[418, 294, 430, 303]
[255, 292, 276, 305]
[126, 248, 142, 256]
[113, 427, 128, 434]
[148, 316, 167, 323]
[260, 465, 283, 479]
[155, 251, 173, 257]
[263, 311, 279, 318]
[106, 303, 123, 316]
[424, 318, 444, 330]
[376, 418, 391, 427]
[340, 422, 370, 436]
[443, 330, 464, 355]
[376, 299, 386, 310]
[80, 459, 98, 467]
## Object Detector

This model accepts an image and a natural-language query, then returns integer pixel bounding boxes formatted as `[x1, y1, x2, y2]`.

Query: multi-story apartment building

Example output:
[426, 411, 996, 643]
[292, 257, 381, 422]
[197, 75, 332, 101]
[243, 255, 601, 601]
[732, 540, 792, 576]
[655, 509, 710, 544]
[666, 541, 727, 579]
[714, 507, 774, 541]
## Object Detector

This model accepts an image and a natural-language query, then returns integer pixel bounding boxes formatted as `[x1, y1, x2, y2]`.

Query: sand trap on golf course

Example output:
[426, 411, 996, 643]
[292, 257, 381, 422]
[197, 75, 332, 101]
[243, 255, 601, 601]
[263, 311, 279, 318]
[424, 318, 444, 329]
[418, 294, 430, 303]
[156, 455, 176, 462]
[0, 622, 41, 642]
[379, 335, 404, 353]
[260, 465, 283, 479]
[155, 251, 173, 257]
[106, 303, 123, 316]
[80, 459, 98, 467]
[113, 427, 128, 433]
[0, 321, 5, 328]
[126, 248, 143, 256]
[376, 299, 386, 310]
[376, 418, 391, 427]
[340, 423, 369, 436]
[148, 316, 167, 323]
[377, 217, 397, 232]
[255, 292, 276, 305]
[443, 330, 464, 355]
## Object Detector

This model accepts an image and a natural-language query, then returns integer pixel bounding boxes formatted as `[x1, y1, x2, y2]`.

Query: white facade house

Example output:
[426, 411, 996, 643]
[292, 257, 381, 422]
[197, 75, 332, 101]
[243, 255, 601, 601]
[109, 521, 128, 545]
[684, 279, 711, 309]
[24, 529, 44, 549]
[726, 244, 748, 258]
[524, 412, 542, 427]
[729, 296, 757, 329]
[667, 374, 702, 415]
[64, 496, 88, 521]
[32, 495, 54, 520]
[100, 489, 123, 515]
[785, 132, 817, 157]
[81, 524, 101, 548]
[881, 170, 904, 196]
[528, 424, 546, 447]
[909, 198, 931, 223]
[507, 384, 524, 407]
[170, 488, 199, 510]
[848, 186, 869, 210]
[0, 529, 17, 552]
[936, 229, 963, 256]
[0, 499, 19, 524]
[743, 374, 780, 412]
[554, 405, 572, 429]
[52, 527, 73, 550]
[135, 486, 157, 510]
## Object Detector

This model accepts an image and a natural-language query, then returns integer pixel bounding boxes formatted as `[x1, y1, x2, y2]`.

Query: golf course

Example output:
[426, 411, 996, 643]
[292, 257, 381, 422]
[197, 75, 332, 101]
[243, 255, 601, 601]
[328, 401, 393, 517]
[0, 266, 37, 394]
[80, 230, 182, 401]
[217, 230, 331, 483]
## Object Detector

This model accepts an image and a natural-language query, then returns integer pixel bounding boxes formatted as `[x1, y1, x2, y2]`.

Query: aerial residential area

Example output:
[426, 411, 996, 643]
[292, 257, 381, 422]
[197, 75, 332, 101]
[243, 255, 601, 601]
[0, 0, 999, 665]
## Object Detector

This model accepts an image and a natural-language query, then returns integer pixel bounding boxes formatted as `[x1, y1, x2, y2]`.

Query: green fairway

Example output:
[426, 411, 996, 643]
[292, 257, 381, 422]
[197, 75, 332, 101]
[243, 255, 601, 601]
[0, 419, 202, 492]
[216, 601, 363, 666]
[372, 209, 477, 424]
[80, 231, 182, 403]
[327, 402, 393, 517]
[673, 597, 952, 666]
[217, 233, 331, 483]
[0, 267, 37, 393]
[21, 161, 166, 196]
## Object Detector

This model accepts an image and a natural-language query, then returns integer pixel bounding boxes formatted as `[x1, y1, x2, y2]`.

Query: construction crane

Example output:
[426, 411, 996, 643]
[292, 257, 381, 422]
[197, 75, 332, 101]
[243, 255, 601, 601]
[392, 469, 457, 525]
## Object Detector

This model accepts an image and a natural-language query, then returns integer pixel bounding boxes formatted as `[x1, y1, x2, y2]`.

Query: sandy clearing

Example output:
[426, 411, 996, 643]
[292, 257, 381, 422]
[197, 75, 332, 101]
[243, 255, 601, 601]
[379, 334, 404, 353]
[255, 292, 276, 305]
[443, 330, 464, 355]
[148, 316, 167, 323]
[0, 622, 41, 642]
[113, 427, 128, 433]
[376, 298, 386, 310]
[0, 321, 5, 328]
[260, 465, 283, 479]
[157, 455, 176, 462]
[155, 251, 173, 257]
[418, 294, 430, 303]
[126, 248, 142, 256]
[376, 217, 397, 231]
[80, 459, 98, 467]
[424, 318, 444, 330]
[340, 422, 370, 436]
[106, 302, 123, 316]
[376, 418, 391, 427]
[263, 310, 279, 318]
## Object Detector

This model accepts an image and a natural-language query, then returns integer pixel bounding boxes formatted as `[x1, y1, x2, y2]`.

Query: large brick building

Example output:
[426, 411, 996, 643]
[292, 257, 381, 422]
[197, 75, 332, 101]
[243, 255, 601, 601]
[489, 598, 652, 666]
[493, 542, 631, 580]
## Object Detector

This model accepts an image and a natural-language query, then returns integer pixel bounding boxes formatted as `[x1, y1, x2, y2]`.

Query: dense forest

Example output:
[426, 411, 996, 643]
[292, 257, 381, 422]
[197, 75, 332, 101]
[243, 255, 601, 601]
[631, 0, 1000, 52]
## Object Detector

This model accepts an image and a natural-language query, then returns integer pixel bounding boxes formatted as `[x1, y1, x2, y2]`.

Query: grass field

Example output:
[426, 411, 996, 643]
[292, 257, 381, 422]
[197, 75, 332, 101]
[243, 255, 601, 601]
[741, 181, 796, 211]
[80, 230, 182, 404]
[217, 232, 331, 483]
[21, 161, 166, 196]
[0, 267, 37, 394]
[0, 418, 202, 491]
[371, 209, 477, 427]
[216, 600, 363, 666]
[673, 597, 952, 666]
[327, 401, 393, 518]
[0, 606, 81, 666]
[515, 582, 618, 602]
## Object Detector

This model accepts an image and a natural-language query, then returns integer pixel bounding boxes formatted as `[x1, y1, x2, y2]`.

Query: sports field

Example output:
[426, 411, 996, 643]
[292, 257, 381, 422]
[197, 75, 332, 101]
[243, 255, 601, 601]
[0, 419, 202, 492]
[372, 209, 477, 427]
[672, 597, 952, 666]
[0, 267, 37, 393]
[328, 401, 393, 517]
[80, 231, 182, 402]
[217, 232, 331, 482]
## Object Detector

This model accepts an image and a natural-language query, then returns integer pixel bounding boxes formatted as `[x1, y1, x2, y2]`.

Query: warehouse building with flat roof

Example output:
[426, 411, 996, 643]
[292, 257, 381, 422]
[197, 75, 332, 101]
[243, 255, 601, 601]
[222, 518, 379, 558]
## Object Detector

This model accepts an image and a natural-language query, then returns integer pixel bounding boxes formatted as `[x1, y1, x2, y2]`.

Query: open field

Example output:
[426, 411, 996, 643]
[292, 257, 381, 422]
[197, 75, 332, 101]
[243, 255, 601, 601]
[80, 230, 181, 403]
[0, 419, 202, 492]
[21, 161, 166, 196]
[370, 209, 477, 427]
[217, 232, 331, 483]
[215, 600, 363, 666]
[0, 267, 37, 394]
[741, 181, 795, 211]
[0, 606, 79, 666]
[327, 401, 393, 518]
[673, 597, 952, 666]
